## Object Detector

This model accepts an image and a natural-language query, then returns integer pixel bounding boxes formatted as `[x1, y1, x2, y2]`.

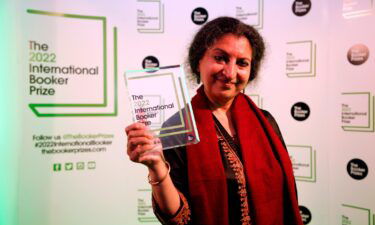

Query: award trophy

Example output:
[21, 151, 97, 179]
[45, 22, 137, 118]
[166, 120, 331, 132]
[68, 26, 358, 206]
[124, 65, 199, 150]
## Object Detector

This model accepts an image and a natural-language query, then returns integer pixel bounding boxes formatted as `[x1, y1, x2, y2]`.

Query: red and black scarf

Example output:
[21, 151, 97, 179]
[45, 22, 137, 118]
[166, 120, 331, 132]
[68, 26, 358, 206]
[186, 86, 303, 225]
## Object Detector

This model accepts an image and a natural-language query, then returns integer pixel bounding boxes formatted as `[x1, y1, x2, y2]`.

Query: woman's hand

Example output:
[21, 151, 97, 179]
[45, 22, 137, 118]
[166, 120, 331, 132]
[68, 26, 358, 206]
[125, 122, 164, 169]
[125, 123, 182, 217]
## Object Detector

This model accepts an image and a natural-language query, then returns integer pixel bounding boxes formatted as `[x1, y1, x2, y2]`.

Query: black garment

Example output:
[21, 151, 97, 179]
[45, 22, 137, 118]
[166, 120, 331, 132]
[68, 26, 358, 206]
[159, 110, 287, 224]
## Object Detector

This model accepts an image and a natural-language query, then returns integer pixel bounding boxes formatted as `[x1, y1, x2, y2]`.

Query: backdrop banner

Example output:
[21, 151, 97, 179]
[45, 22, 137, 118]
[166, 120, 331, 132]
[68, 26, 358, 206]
[1, 0, 374, 225]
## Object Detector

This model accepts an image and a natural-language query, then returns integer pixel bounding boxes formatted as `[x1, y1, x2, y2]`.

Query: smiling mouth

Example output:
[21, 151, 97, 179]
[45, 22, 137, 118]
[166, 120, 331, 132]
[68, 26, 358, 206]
[214, 74, 238, 85]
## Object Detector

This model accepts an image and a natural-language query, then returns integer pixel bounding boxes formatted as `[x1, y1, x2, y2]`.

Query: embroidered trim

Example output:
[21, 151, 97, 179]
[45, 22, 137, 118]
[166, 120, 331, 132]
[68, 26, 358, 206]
[218, 137, 252, 225]
[212, 115, 252, 225]
[168, 191, 191, 225]
[152, 191, 191, 225]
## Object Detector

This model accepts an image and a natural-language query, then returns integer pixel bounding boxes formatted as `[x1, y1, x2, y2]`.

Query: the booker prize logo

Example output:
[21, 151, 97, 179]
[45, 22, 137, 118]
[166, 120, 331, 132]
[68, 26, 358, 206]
[342, 204, 373, 225]
[142, 56, 160, 69]
[191, 7, 209, 25]
[292, 0, 312, 16]
[299, 205, 312, 224]
[286, 40, 316, 77]
[347, 44, 369, 65]
[137, 0, 164, 33]
[287, 145, 316, 182]
[137, 189, 158, 222]
[291, 102, 310, 121]
[346, 158, 368, 180]
[341, 92, 374, 132]
[26, 10, 118, 117]
[232, 0, 264, 29]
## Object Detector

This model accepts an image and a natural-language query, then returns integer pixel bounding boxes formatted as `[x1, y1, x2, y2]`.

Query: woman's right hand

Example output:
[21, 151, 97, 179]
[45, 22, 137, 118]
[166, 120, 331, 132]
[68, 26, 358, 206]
[126, 123, 182, 216]
[125, 122, 165, 169]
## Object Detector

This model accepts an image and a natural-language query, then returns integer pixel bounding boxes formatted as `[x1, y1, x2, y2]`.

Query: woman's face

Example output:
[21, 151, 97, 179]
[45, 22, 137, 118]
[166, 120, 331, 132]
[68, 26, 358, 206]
[198, 34, 252, 106]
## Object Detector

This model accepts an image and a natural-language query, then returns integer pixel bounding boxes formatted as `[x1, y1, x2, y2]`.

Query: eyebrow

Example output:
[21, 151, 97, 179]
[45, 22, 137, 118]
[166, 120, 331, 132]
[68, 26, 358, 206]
[212, 48, 252, 61]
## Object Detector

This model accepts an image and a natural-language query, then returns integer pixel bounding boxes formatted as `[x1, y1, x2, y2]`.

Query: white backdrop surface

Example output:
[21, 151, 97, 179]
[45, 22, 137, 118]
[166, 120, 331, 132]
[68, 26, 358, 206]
[7, 0, 375, 225]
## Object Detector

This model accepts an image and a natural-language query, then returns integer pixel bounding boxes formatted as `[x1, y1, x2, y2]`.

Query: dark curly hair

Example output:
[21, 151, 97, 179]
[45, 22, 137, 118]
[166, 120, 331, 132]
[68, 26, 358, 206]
[188, 17, 265, 83]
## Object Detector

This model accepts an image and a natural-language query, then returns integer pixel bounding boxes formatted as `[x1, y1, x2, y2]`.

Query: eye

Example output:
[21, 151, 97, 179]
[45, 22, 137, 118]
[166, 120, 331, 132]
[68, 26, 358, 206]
[214, 55, 227, 63]
[237, 59, 250, 68]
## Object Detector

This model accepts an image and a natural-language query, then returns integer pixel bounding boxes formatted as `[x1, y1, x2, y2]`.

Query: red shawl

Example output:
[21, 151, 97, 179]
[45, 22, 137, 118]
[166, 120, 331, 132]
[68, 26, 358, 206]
[186, 87, 303, 225]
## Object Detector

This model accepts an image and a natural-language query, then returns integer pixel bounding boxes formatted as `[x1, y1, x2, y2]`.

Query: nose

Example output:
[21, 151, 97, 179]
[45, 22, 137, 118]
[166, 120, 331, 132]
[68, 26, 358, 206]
[223, 60, 237, 80]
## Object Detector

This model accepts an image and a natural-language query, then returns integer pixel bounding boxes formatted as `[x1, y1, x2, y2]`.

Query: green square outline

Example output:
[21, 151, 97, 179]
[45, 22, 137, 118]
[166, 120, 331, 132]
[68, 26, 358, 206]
[286, 40, 317, 78]
[342, 204, 371, 225]
[151, 76, 195, 138]
[172, 76, 194, 136]
[247, 94, 263, 108]
[287, 145, 316, 183]
[236, 0, 264, 29]
[137, 0, 164, 33]
[253, 0, 264, 29]
[157, 75, 196, 139]
[342, 92, 374, 132]
[26, 9, 118, 117]
[137, 189, 158, 223]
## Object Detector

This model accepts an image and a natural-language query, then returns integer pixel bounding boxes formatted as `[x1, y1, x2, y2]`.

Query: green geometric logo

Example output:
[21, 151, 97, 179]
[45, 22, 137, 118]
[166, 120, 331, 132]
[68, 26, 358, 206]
[26, 9, 118, 117]
[65, 162, 74, 171]
[76, 162, 85, 170]
[53, 163, 62, 171]
[87, 161, 96, 170]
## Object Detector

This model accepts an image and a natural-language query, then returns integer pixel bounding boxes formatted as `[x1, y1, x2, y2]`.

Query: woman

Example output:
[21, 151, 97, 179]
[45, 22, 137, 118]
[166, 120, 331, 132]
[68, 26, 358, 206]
[126, 17, 303, 225]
